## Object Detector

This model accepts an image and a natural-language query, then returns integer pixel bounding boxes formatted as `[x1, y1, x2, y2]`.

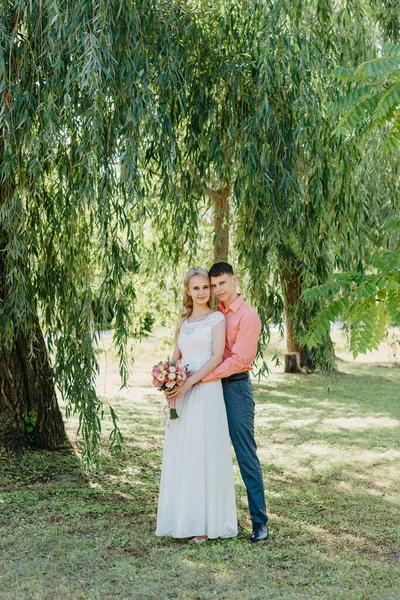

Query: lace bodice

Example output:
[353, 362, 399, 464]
[178, 311, 225, 371]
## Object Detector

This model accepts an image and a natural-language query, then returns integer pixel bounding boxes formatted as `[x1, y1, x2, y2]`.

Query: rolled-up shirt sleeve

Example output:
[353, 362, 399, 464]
[202, 310, 261, 382]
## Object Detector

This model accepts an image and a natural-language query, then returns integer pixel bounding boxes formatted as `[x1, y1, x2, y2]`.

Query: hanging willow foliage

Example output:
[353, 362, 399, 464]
[333, 42, 400, 152]
[227, 0, 400, 370]
[0, 0, 203, 465]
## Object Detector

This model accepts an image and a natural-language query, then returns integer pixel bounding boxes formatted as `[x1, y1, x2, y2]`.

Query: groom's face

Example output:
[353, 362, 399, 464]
[210, 273, 238, 307]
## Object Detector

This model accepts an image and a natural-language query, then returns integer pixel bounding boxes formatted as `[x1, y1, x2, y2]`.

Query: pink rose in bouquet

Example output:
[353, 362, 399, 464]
[151, 360, 188, 419]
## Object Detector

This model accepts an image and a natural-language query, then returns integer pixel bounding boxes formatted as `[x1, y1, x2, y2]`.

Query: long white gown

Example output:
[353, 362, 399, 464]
[156, 311, 238, 539]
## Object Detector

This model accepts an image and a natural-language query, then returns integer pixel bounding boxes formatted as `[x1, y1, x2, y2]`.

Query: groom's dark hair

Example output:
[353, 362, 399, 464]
[208, 262, 235, 278]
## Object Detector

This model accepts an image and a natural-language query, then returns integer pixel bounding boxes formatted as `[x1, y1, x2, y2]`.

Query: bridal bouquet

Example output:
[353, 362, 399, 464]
[151, 360, 188, 419]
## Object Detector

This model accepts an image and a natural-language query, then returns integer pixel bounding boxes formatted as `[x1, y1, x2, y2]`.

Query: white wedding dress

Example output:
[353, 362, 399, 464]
[156, 311, 238, 539]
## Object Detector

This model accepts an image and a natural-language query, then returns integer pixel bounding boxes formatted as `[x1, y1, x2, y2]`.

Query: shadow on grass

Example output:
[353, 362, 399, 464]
[254, 367, 400, 420]
[0, 445, 160, 527]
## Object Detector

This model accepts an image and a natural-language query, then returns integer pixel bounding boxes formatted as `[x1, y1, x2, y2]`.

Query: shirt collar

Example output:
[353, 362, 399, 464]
[218, 294, 244, 314]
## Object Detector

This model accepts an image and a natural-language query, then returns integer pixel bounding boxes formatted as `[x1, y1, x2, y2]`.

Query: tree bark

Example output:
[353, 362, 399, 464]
[212, 186, 230, 263]
[0, 315, 68, 452]
[279, 257, 317, 372]
[279, 260, 302, 372]
[284, 353, 301, 373]
[201, 183, 230, 263]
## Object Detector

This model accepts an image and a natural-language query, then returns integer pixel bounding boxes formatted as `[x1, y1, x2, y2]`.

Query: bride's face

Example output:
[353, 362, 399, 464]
[187, 275, 210, 307]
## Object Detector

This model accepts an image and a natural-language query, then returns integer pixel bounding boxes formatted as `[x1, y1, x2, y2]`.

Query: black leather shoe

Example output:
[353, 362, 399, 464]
[251, 523, 268, 542]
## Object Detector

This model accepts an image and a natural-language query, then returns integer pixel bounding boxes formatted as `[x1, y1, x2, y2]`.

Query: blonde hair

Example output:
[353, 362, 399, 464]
[181, 266, 212, 322]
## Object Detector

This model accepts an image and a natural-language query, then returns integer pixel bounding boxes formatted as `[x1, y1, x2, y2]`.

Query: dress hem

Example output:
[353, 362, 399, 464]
[155, 532, 238, 540]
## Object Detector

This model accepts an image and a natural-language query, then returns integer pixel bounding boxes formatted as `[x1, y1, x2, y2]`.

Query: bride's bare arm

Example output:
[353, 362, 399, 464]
[166, 320, 225, 400]
[171, 319, 184, 361]
[171, 342, 182, 362]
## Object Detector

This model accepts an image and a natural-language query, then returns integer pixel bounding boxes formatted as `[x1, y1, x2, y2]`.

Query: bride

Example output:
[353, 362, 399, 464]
[156, 267, 238, 542]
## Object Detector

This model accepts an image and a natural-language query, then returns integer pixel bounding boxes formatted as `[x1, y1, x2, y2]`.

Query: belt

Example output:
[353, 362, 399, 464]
[222, 372, 250, 383]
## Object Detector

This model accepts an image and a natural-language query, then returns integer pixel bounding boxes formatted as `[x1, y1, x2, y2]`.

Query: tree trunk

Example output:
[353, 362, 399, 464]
[284, 353, 300, 373]
[212, 186, 230, 263]
[279, 260, 302, 372]
[279, 256, 335, 373]
[300, 306, 318, 371]
[199, 180, 231, 263]
[1, 134, 67, 451]
[0, 319, 68, 451]
[299, 344, 316, 371]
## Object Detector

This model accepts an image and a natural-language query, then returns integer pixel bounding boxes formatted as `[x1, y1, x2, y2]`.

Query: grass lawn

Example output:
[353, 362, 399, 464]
[1, 331, 399, 600]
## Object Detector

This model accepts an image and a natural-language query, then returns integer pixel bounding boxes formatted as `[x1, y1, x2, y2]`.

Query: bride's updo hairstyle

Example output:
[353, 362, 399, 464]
[182, 266, 212, 320]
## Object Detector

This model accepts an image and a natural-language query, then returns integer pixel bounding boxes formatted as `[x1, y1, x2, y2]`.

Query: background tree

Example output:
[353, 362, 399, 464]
[232, 0, 394, 372]
[303, 3, 400, 358]
[149, 0, 267, 265]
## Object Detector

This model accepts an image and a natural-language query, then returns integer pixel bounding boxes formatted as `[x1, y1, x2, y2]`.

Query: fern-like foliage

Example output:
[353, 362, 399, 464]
[333, 43, 400, 151]
[303, 246, 400, 358]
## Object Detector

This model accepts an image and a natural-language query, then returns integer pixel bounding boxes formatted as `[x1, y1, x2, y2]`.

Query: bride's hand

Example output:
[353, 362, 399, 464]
[165, 378, 193, 401]
[163, 372, 196, 400]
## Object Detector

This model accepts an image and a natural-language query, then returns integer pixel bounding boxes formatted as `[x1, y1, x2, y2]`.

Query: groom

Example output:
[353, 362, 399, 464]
[202, 262, 268, 542]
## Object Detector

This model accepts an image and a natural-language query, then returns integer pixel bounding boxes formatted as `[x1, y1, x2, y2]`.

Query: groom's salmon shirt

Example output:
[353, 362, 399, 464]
[202, 294, 261, 382]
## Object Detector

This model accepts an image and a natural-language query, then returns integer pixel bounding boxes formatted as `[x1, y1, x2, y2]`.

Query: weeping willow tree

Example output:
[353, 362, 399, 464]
[141, 0, 377, 373]
[0, 0, 244, 462]
[303, 10, 400, 357]
[0, 0, 201, 463]
[231, 0, 396, 372]
[183, 1, 265, 263]
[147, 0, 268, 264]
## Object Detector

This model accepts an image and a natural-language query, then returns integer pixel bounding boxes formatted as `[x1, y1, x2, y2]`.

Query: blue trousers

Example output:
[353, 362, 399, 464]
[222, 377, 268, 525]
